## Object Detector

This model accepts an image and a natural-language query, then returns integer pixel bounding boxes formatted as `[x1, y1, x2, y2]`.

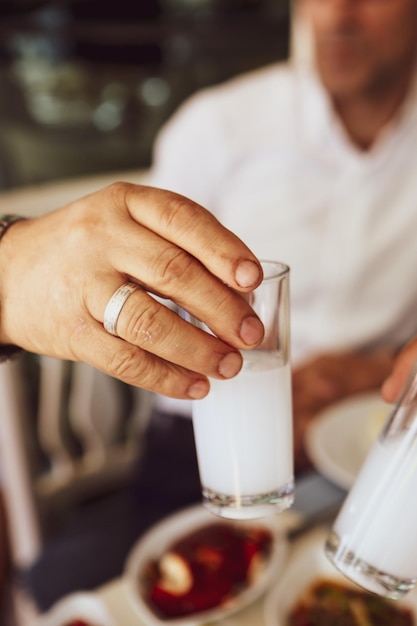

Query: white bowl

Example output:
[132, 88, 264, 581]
[124, 503, 289, 626]
[35, 592, 116, 626]
[305, 392, 392, 489]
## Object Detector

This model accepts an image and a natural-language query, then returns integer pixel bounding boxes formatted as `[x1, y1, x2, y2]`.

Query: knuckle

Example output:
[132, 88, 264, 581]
[109, 347, 169, 392]
[154, 248, 196, 290]
[126, 299, 169, 347]
[103, 181, 134, 216]
[160, 193, 201, 233]
[108, 345, 151, 382]
[106, 180, 133, 199]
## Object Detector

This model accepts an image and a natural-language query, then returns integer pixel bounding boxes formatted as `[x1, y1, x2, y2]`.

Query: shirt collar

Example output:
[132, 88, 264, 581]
[295, 57, 417, 166]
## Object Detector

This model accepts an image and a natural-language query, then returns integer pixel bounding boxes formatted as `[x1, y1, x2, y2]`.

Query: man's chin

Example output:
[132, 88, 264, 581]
[317, 66, 371, 101]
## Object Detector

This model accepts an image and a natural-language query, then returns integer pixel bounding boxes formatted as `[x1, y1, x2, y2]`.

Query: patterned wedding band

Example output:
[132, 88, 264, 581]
[103, 282, 139, 336]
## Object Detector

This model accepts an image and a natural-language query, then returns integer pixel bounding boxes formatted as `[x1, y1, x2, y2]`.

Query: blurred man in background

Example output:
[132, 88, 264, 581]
[149, 0, 417, 472]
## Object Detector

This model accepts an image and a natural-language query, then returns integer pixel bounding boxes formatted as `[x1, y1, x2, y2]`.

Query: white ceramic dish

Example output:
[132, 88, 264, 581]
[264, 526, 417, 626]
[305, 392, 392, 489]
[124, 503, 289, 626]
[35, 591, 116, 626]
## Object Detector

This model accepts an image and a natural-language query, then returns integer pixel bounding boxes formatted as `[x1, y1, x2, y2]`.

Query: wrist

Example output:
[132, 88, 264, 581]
[0, 215, 26, 361]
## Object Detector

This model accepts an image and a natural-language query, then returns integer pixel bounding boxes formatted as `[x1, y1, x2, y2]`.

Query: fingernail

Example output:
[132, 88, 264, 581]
[187, 379, 210, 399]
[240, 315, 264, 346]
[218, 351, 243, 379]
[235, 260, 261, 288]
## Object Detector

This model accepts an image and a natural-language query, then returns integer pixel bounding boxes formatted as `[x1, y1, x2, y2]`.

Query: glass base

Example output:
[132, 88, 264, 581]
[201, 479, 294, 520]
[325, 530, 417, 599]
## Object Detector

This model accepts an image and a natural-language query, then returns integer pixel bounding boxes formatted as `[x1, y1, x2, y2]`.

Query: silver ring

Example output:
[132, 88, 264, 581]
[103, 282, 139, 336]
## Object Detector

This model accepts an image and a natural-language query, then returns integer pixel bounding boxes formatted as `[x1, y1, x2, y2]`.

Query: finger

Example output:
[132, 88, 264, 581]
[95, 222, 264, 350]
[119, 184, 263, 291]
[71, 321, 212, 399]
[98, 284, 244, 379]
[381, 339, 417, 403]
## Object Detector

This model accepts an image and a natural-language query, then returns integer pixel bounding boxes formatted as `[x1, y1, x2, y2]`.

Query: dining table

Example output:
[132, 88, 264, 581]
[49, 472, 347, 626]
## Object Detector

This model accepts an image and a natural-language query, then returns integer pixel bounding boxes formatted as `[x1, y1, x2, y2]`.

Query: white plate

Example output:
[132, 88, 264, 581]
[124, 503, 289, 626]
[264, 526, 417, 626]
[35, 592, 116, 626]
[305, 392, 392, 489]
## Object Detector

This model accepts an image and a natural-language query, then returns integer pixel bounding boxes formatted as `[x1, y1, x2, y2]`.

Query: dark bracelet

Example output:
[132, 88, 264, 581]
[0, 214, 26, 236]
[0, 214, 26, 363]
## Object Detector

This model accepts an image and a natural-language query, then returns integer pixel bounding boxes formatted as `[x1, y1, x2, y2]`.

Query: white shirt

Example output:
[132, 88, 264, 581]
[149, 59, 417, 415]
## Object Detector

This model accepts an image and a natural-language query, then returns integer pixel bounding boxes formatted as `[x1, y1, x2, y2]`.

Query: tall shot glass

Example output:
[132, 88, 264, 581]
[325, 361, 417, 599]
[192, 261, 293, 520]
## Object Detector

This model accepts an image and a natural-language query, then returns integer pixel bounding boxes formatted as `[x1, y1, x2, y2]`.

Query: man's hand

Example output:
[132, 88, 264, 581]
[0, 183, 264, 399]
[292, 350, 395, 473]
[381, 337, 417, 404]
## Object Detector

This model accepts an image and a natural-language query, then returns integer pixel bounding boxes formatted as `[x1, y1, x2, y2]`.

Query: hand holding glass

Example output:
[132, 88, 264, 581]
[192, 261, 293, 520]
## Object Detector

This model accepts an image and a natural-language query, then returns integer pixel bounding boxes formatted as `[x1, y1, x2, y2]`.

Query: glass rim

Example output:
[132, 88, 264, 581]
[259, 260, 290, 281]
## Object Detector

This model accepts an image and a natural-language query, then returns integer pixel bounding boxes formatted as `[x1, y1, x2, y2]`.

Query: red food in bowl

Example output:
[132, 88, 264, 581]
[144, 522, 273, 618]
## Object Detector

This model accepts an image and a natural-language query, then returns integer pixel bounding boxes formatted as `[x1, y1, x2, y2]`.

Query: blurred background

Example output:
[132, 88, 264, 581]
[0, 0, 290, 190]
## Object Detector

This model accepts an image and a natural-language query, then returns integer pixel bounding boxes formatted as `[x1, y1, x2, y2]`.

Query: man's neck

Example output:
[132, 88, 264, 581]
[333, 77, 413, 151]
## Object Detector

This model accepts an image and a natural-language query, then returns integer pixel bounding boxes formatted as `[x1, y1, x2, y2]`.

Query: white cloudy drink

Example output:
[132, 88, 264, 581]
[192, 351, 293, 519]
[326, 373, 417, 599]
[191, 260, 292, 519]
[193, 352, 293, 492]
